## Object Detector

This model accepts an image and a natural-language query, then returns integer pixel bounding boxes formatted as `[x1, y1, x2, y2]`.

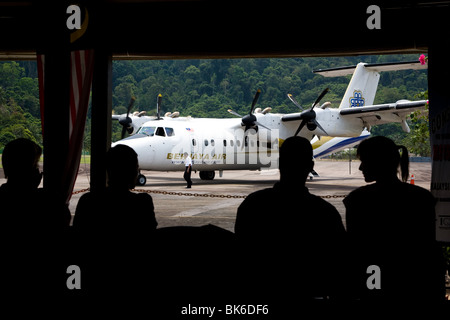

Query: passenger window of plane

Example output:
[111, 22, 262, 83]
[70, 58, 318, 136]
[236, 140, 240, 147]
[230, 140, 234, 147]
[204, 139, 209, 146]
[223, 140, 227, 147]
[211, 139, 215, 146]
[165, 127, 175, 136]
[155, 127, 165, 137]
[192, 139, 196, 146]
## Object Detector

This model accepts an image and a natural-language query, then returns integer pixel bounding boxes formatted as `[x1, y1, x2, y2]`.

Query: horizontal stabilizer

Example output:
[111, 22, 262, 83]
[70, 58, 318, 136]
[339, 100, 428, 116]
[313, 60, 427, 77]
[340, 100, 427, 130]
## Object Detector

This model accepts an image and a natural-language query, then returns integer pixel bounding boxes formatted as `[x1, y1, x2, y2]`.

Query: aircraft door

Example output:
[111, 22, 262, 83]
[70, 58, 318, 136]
[146, 127, 167, 168]
[146, 140, 157, 165]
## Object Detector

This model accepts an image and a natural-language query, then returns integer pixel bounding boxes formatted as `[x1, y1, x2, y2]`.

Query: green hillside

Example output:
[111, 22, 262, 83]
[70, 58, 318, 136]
[112, 55, 427, 119]
[0, 54, 428, 153]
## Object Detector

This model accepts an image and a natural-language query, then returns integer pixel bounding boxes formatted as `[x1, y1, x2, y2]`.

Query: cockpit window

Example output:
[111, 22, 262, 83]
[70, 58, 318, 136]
[138, 126, 156, 136]
[155, 127, 165, 137]
[137, 126, 175, 137]
[165, 127, 175, 136]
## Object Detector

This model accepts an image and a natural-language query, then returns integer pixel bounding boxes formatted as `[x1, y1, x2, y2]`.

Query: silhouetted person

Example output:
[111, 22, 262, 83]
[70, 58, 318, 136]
[234, 136, 347, 302]
[0, 138, 70, 295]
[344, 136, 445, 302]
[73, 144, 157, 292]
[183, 152, 193, 188]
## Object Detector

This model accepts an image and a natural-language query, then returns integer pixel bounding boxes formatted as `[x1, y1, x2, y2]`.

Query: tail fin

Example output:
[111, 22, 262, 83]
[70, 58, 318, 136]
[313, 60, 427, 110]
[339, 63, 379, 109]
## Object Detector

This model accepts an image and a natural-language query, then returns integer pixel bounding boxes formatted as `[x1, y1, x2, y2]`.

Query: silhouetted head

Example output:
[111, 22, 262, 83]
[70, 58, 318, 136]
[2, 138, 42, 188]
[106, 145, 139, 190]
[357, 136, 409, 183]
[279, 136, 314, 185]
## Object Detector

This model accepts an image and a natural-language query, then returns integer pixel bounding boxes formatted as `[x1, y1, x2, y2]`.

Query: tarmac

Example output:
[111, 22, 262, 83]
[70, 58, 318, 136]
[67, 159, 433, 232]
[2, 160, 448, 301]
[0, 159, 433, 231]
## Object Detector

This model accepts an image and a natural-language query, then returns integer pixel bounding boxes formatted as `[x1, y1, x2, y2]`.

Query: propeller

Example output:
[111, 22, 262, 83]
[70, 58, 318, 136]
[290, 88, 329, 137]
[227, 109, 243, 118]
[227, 89, 270, 131]
[156, 93, 162, 120]
[287, 93, 303, 110]
[119, 96, 136, 139]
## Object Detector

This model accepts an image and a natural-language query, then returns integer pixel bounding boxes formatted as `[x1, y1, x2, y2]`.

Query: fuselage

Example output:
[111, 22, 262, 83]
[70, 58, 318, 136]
[113, 60, 427, 176]
[113, 111, 367, 172]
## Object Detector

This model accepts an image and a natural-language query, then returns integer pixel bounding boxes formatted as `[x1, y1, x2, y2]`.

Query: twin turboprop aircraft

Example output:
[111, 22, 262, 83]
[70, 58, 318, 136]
[113, 60, 427, 185]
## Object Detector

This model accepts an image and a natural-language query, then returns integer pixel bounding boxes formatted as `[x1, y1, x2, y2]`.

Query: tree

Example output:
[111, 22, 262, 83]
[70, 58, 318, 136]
[0, 61, 23, 88]
[401, 91, 430, 156]
[0, 57, 429, 147]
[0, 62, 42, 149]
[0, 103, 41, 149]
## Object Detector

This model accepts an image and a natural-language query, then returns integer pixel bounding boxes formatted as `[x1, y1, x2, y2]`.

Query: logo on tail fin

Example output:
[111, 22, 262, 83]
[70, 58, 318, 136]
[350, 90, 365, 107]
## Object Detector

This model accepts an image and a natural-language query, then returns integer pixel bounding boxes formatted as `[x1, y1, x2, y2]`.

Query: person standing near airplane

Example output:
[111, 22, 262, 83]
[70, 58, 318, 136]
[344, 136, 445, 301]
[183, 152, 193, 188]
[234, 136, 348, 301]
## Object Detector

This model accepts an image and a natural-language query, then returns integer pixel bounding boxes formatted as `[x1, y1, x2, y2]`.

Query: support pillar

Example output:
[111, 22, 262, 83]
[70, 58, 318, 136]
[43, 50, 70, 203]
[429, 39, 450, 243]
[90, 50, 112, 193]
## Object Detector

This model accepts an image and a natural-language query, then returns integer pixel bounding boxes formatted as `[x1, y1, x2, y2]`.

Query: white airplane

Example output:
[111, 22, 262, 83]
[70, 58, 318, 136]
[113, 60, 427, 185]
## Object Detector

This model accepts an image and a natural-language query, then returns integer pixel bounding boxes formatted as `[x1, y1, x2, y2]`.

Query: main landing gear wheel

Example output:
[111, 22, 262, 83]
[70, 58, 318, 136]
[199, 171, 215, 180]
[137, 174, 147, 186]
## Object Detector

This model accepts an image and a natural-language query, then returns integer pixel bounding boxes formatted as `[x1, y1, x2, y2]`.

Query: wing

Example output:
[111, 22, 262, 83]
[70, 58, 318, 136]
[313, 60, 427, 77]
[340, 100, 427, 127]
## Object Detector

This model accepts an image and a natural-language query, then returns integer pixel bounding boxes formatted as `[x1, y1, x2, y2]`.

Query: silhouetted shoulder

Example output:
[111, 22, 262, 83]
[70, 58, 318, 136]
[236, 184, 344, 239]
[74, 190, 157, 231]
[241, 187, 274, 203]
[134, 191, 155, 206]
[345, 181, 435, 208]
[344, 181, 436, 245]
[125, 191, 157, 229]
[0, 184, 70, 229]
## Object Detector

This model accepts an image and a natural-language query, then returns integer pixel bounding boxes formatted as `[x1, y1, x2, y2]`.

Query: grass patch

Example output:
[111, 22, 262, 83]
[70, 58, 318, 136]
[80, 154, 91, 165]
[0, 154, 90, 168]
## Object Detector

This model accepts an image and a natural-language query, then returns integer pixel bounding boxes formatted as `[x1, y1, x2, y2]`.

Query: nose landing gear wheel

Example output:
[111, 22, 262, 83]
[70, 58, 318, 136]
[137, 174, 147, 186]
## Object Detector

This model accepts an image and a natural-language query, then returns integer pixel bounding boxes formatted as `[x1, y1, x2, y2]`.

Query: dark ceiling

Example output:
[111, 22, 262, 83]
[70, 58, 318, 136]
[0, 1, 449, 60]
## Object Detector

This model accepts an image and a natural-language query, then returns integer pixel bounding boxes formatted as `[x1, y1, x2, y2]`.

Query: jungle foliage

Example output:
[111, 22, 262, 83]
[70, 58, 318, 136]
[0, 54, 429, 154]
